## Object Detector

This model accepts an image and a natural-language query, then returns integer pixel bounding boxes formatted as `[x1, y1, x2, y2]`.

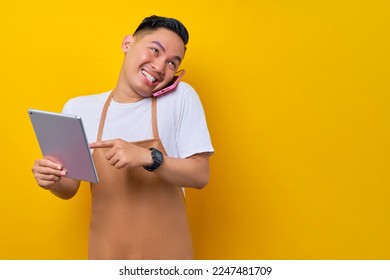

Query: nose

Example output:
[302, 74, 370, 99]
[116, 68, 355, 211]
[152, 57, 165, 75]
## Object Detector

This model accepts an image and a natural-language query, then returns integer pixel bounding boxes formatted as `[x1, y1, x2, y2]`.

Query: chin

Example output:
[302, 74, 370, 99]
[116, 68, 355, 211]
[137, 90, 154, 98]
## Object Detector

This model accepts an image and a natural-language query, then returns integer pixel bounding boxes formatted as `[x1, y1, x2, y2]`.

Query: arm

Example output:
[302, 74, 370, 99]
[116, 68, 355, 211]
[154, 152, 210, 189]
[89, 139, 211, 189]
[32, 158, 81, 199]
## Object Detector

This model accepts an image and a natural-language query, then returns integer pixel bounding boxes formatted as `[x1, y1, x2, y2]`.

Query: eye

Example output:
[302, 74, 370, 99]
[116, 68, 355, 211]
[168, 61, 177, 70]
[150, 48, 159, 55]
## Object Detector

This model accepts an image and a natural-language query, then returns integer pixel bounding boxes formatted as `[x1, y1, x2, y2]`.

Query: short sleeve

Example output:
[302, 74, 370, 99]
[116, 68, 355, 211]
[174, 84, 214, 158]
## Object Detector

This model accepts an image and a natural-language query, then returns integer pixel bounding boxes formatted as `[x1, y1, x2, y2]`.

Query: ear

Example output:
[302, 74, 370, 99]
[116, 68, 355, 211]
[121, 35, 134, 52]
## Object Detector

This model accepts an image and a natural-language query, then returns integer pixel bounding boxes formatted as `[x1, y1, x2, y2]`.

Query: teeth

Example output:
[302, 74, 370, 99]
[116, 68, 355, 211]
[142, 70, 156, 82]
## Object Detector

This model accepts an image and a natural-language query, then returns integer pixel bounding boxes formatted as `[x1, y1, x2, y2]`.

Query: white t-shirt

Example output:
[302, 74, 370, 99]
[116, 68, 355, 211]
[62, 82, 214, 159]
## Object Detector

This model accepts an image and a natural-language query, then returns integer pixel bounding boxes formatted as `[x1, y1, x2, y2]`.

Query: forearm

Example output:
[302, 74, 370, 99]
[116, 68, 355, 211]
[89, 140, 211, 189]
[154, 153, 210, 189]
[49, 177, 80, 200]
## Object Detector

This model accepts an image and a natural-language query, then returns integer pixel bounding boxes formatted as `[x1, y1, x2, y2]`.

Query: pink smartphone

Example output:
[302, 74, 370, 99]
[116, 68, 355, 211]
[152, 70, 185, 97]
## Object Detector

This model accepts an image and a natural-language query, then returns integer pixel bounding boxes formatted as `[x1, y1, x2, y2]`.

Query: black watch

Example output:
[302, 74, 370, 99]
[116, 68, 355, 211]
[143, 148, 164, 172]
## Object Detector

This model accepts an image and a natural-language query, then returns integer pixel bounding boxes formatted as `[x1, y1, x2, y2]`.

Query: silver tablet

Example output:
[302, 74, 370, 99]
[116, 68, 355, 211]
[28, 109, 99, 183]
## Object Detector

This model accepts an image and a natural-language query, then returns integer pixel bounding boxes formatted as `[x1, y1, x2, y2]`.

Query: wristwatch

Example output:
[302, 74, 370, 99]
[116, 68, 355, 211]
[143, 148, 164, 172]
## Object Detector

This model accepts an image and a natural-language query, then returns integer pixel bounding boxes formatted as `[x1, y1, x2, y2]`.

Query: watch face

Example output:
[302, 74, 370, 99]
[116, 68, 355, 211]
[154, 149, 163, 161]
[144, 148, 164, 172]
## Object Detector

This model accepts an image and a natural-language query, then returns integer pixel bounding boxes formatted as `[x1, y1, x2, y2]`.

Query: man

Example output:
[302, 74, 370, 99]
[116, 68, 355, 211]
[32, 15, 214, 259]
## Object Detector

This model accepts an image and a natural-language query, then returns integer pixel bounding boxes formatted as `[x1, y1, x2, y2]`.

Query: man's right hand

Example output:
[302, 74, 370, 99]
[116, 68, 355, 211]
[32, 158, 67, 190]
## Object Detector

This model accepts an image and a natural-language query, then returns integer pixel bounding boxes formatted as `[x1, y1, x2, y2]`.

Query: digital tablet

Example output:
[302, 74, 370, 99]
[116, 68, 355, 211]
[28, 109, 99, 183]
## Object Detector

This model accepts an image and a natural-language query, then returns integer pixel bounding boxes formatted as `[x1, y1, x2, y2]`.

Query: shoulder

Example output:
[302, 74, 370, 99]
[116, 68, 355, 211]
[174, 81, 198, 98]
[157, 82, 202, 106]
[62, 91, 111, 114]
[64, 91, 110, 107]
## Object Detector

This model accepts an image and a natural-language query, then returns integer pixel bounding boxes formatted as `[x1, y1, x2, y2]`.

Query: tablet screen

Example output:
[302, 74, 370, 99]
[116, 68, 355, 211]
[28, 109, 99, 183]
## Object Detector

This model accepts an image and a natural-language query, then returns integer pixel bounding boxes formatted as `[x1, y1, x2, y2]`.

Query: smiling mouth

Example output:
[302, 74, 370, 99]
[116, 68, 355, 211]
[141, 70, 157, 83]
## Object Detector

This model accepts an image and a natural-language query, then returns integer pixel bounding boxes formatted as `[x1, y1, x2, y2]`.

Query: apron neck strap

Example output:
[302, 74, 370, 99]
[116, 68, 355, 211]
[96, 92, 160, 142]
[151, 96, 159, 139]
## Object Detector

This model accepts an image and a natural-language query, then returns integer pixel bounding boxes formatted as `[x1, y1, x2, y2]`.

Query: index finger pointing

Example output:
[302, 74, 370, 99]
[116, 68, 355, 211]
[89, 141, 114, 149]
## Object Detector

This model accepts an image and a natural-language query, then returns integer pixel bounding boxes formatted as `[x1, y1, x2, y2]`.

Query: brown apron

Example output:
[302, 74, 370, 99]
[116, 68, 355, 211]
[88, 94, 193, 259]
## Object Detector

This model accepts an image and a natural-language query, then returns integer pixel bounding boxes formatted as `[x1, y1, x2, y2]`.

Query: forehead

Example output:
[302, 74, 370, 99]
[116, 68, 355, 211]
[134, 28, 185, 54]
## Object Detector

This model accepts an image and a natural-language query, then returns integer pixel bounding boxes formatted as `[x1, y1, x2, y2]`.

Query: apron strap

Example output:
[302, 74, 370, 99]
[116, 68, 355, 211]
[96, 92, 160, 142]
[151, 97, 160, 139]
[96, 91, 113, 142]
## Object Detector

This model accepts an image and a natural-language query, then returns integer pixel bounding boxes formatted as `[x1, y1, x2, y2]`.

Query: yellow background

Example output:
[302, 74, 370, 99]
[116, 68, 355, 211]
[1, 0, 389, 259]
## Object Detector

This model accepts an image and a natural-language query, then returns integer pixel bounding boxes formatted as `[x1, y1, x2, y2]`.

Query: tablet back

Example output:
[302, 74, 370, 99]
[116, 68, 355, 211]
[28, 109, 99, 183]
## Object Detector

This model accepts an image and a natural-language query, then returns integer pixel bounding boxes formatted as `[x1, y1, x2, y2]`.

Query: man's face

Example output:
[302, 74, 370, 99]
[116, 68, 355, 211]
[121, 28, 186, 98]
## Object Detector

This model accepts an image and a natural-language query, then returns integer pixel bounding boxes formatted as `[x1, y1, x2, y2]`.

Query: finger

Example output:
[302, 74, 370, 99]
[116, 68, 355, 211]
[90, 140, 115, 149]
[35, 158, 63, 171]
[37, 180, 57, 189]
[108, 155, 120, 167]
[33, 165, 66, 177]
[35, 174, 62, 189]
[38, 173, 61, 183]
[114, 161, 126, 169]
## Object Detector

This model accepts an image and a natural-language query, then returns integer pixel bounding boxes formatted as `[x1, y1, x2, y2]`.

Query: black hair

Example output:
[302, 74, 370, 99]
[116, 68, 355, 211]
[133, 15, 189, 46]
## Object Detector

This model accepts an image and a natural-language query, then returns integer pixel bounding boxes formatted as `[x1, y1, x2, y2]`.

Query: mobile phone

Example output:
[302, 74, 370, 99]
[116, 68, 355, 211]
[152, 70, 185, 97]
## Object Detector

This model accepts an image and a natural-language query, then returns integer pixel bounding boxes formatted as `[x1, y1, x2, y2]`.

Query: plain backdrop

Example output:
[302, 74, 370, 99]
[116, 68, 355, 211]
[1, 0, 389, 259]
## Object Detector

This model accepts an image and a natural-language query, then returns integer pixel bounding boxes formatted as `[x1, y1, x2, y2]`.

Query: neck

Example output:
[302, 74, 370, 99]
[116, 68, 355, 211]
[111, 88, 145, 103]
[112, 68, 145, 103]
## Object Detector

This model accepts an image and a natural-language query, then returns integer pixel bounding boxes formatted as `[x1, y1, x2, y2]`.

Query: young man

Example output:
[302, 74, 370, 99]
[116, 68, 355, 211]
[31, 15, 214, 259]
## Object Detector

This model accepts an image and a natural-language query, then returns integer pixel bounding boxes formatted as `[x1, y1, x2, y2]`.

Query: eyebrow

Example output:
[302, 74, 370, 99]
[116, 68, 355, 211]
[151, 41, 182, 64]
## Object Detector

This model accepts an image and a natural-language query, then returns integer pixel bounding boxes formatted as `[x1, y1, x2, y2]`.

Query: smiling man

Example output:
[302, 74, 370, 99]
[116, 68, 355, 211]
[32, 15, 214, 259]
